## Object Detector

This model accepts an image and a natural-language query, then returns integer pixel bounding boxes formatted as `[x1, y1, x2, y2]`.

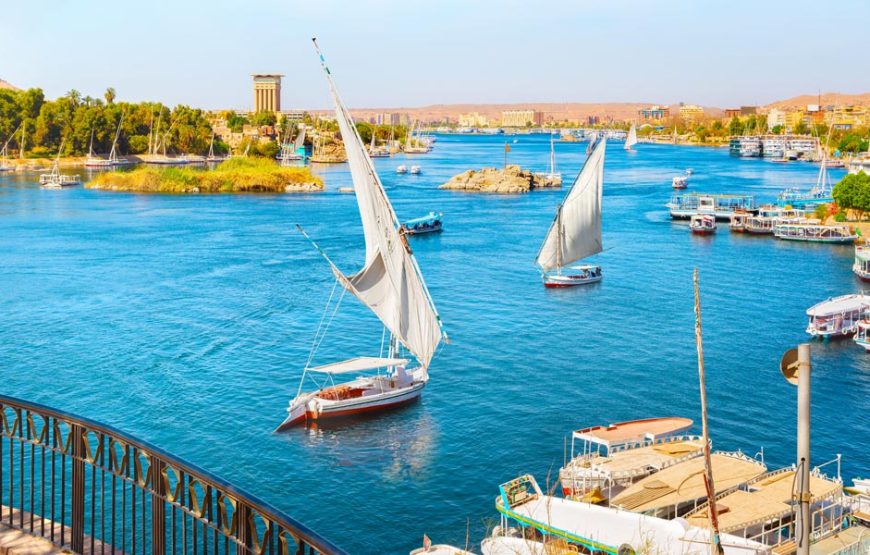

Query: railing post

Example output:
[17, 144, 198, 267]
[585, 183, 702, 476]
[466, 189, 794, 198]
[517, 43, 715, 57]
[238, 503, 253, 552]
[152, 458, 167, 555]
[70, 424, 85, 553]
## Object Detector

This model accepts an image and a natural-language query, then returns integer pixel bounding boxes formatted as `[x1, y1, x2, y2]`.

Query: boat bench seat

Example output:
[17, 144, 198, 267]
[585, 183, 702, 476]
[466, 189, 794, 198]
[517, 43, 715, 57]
[319, 385, 365, 401]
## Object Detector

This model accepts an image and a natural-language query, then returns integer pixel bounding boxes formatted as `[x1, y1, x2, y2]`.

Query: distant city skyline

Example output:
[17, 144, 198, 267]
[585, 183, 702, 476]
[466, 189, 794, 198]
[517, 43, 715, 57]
[2, 0, 869, 111]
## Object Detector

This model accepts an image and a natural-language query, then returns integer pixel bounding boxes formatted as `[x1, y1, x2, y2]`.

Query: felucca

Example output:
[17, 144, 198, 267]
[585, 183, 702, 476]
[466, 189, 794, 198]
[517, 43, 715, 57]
[624, 122, 637, 151]
[0, 123, 19, 172]
[535, 134, 562, 186]
[536, 137, 606, 287]
[275, 39, 447, 431]
[39, 139, 81, 189]
[85, 114, 128, 168]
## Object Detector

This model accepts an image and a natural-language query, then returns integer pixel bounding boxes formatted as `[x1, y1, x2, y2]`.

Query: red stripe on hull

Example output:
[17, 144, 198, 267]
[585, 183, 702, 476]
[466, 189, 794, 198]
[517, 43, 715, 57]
[305, 393, 420, 422]
[856, 273, 870, 283]
[544, 282, 586, 288]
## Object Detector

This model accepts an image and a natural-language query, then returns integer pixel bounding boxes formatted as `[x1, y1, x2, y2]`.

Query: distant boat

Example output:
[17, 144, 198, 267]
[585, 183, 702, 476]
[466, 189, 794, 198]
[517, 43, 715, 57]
[624, 122, 637, 151]
[536, 138, 606, 287]
[85, 114, 129, 168]
[401, 211, 442, 236]
[403, 121, 431, 154]
[0, 123, 18, 172]
[40, 139, 81, 189]
[368, 131, 390, 158]
[585, 131, 598, 155]
[535, 134, 562, 186]
[853, 245, 870, 282]
[672, 175, 688, 189]
[410, 165, 421, 174]
[275, 39, 446, 430]
[689, 214, 717, 235]
[206, 131, 229, 163]
[396, 164, 408, 174]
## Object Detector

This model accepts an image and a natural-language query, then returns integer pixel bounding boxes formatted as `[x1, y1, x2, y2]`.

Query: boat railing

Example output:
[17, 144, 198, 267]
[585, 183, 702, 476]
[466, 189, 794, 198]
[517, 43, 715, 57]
[0, 394, 346, 555]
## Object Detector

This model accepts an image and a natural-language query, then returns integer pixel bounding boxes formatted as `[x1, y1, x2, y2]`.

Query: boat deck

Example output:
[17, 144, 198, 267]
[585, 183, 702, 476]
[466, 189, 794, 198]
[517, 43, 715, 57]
[610, 452, 766, 515]
[566, 438, 704, 478]
[683, 468, 842, 533]
[573, 417, 693, 447]
[809, 525, 870, 555]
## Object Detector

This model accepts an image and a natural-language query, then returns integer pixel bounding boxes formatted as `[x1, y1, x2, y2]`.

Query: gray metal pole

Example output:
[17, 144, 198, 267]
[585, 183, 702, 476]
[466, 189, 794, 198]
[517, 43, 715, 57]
[796, 343, 812, 555]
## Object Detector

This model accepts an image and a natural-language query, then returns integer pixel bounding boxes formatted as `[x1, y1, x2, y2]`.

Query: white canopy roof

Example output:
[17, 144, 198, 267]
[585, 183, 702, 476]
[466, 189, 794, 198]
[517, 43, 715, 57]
[806, 294, 870, 317]
[307, 357, 409, 374]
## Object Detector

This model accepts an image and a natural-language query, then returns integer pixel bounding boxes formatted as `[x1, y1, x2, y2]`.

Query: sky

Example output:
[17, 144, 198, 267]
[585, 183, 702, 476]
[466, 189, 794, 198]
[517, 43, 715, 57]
[1, 0, 869, 111]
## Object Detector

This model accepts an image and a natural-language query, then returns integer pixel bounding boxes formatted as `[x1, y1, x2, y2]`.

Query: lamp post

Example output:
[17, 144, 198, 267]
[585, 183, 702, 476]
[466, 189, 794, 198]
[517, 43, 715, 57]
[780, 344, 811, 555]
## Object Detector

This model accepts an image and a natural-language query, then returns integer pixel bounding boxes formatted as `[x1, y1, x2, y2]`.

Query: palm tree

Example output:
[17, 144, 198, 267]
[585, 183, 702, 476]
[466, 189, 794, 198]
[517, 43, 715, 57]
[105, 87, 116, 105]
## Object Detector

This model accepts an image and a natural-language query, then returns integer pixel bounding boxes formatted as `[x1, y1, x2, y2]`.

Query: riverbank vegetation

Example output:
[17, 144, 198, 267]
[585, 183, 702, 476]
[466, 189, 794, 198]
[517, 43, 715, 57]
[85, 157, 323, 194]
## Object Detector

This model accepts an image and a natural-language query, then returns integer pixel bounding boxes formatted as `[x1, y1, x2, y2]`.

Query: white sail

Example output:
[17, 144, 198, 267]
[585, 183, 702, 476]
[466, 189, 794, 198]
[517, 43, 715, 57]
[294, 127, 306, 150]
[314, 41, 444, 368]
[536, 138, 606, 272]
[625, 123, 637, 150]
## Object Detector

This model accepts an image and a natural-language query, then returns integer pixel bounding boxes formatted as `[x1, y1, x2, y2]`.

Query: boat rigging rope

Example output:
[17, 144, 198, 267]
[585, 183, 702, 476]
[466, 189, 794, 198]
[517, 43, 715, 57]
[304, 278, 347, 370]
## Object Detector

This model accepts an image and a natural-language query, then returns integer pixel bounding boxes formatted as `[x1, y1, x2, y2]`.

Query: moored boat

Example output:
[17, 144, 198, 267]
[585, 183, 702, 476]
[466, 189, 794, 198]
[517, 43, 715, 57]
[396, 164, 408, 174]
[496, 474, 769, 555]
[536, 138, 606, 288]
[39, 139, 80, 189]
[401, 212, 442, 236]
[689, 214, 716, 235]
[667, 193, 756, 220]
[853, 245, 870, 281]
[624, 122, 637, 151]
[774, 223, 857, 244]
[853, 320, 870, 351]
[683, 465, 845, 550]
[534, 134, 562, 186]
[730, 210, 750, 232]
[275, 39, 447, 431]
[410, 165, 422, 174]
[672, 175, 688, 189]
[85, 115, 129, 168]
[558, 416, 701, 499]
[805, 294, 870, 338]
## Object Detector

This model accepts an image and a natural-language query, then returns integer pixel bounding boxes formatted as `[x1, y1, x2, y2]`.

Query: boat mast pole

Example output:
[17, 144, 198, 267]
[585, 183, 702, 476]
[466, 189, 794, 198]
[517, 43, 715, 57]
[693, 269, 724, 555]
[556, 205, 564, 274]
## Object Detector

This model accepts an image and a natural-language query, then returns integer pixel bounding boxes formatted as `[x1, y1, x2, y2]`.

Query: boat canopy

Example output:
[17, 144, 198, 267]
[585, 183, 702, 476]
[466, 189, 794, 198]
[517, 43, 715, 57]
[805, 294, 870, 317]
[307, 356, 409, 374]
[403, 212, 441, 226]
[572, 417, 693, 448]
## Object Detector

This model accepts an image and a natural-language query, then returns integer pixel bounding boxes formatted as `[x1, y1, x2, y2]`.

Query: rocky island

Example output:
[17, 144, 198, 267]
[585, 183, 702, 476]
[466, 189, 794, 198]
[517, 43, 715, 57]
[439, 165, 561, 193]
[86, 158, 323, 194]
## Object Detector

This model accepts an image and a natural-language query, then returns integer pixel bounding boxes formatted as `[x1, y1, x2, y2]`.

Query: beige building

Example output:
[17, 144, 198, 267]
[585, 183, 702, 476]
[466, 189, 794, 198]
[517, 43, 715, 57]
[459, 112, 489, 127]
[501, 110, 543, 127]
[252, 74, 283, 113]
[679, 104, 704, 123]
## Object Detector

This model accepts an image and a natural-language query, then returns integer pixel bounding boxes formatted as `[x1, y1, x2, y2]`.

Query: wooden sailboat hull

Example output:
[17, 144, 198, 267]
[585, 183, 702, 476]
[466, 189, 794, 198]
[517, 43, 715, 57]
[543, 272, 603, 288]
[275, 379, 426, 431]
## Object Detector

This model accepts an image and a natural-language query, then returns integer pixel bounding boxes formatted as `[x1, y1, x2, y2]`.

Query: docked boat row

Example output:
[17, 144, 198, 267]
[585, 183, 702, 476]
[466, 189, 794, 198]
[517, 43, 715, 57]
[411, 415, 869, 555]
[729, 135, 821, 160]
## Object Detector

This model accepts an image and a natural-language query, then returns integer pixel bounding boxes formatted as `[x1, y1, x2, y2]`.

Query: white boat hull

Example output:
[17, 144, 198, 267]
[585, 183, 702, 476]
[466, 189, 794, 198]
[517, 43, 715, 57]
[276, 373, 427, 431]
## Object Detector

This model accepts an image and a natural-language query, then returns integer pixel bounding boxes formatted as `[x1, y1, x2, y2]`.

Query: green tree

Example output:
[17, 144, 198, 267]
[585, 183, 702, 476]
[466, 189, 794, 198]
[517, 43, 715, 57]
[771, 125, 784, 135]
[251, 111, 276, 126]
[833, 171, 870, 221]
[728, 117, 744, 136]
[105, 88, 116, 105]
[793, 120, 809, 135]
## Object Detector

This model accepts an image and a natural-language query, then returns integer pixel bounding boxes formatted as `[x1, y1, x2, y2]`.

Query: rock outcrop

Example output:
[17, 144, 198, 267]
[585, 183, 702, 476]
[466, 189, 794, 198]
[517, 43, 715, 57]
[439, 165, 561, 193]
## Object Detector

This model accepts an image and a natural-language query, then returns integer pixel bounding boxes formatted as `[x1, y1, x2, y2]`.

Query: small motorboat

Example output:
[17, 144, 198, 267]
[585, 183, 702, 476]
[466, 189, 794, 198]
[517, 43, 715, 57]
[685, 168, 693, 176]
[401, 211, 442, 236]
[396, 164, 408, 174]
[410, 165, 422, 174]
[689, 214, 716, 235]
[542, 265, 602, 288]
[729, 210, 750, 233]
[338, 187, 354, 194]
[672, 175, 688, 189]
[853, 320, 870, 351]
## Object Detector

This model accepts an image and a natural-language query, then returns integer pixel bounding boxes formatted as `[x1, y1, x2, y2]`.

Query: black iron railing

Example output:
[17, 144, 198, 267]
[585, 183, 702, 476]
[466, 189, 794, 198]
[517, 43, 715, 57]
[0, 394, 347, 555]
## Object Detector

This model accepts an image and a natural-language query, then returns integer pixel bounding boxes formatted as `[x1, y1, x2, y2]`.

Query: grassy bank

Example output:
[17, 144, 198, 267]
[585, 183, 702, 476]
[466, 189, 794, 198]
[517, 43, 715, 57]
[85, 158, 323, 194]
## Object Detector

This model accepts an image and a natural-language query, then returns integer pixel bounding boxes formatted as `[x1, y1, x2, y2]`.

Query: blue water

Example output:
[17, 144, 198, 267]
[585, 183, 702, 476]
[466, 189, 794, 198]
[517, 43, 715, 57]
[0, 135, 867, 554]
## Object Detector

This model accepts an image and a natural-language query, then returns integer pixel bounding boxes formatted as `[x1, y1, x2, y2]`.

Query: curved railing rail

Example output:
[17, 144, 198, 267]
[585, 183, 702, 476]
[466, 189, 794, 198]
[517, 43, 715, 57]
[0, 394, 347, 555]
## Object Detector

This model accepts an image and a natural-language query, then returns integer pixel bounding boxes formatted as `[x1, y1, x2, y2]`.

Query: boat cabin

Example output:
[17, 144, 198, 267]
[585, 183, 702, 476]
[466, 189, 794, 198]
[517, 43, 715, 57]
[853, 246, 870, 281]
[730, 210, 750, 232]
[690, 214, 717, 234]
[401, 211, 443, 236]
[667, 193, 756, 221]
[805, 294, 870, 338]
[774, 223, 857, 244]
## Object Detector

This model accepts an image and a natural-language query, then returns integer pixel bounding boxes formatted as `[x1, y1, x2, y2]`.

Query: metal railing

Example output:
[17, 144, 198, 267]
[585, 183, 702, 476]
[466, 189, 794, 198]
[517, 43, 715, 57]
[0, 394, 347, 555]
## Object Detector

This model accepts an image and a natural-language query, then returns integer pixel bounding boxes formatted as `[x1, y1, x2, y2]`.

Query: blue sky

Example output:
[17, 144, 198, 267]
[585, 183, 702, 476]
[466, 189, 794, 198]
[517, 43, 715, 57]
[2, 0, 868, 110]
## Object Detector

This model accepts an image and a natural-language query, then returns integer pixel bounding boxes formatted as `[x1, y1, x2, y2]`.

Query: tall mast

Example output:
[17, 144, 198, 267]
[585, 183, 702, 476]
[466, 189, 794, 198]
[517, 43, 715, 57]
[88, 128, 95, 158]
[693, 269, 724, 555]
[19, 122, 25, 160]
[555, 205, 564, 272]
[109, 113, 123, 162]
[549, 134, 556, 175]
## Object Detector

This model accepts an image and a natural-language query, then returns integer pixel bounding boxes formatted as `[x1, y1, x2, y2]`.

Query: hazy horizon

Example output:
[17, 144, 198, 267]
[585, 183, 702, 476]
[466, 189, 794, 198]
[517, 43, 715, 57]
[3, 0, 869, 110]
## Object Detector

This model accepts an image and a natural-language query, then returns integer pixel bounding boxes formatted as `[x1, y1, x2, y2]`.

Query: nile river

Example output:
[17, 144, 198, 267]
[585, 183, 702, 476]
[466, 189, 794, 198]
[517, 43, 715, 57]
[0, 135, 866, 553]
